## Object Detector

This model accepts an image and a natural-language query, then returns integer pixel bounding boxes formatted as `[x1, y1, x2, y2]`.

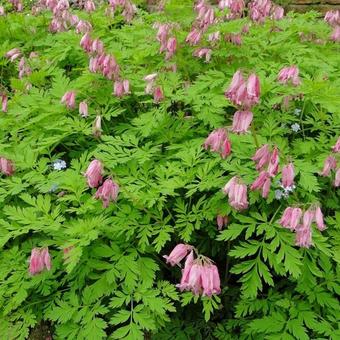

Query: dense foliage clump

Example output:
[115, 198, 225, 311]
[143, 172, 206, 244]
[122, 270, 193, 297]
[0, 0, 339, 339]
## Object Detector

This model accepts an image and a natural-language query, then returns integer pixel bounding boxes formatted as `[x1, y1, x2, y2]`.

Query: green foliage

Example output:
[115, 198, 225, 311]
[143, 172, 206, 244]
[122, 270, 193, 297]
[0, 1, 339, 339]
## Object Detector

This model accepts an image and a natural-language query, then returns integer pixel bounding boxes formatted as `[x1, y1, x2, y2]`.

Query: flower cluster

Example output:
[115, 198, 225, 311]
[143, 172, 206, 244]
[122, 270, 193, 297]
[164, 244, 221, 297]
[277, 66, 301, 86]
[324, 10, 340, 42]
[279, 206, 326, 248]
[225, 70, 260, 133]
[84, 160, 120, 208]
[154, 23, 177, 60]
[203, 128, 231, 159]
[107, 0, 136, 23]
[219, 0, 245, 20]
[223, 176, 248, 211]
[249, 0, 284, 23]
[29, 247, 51, 275]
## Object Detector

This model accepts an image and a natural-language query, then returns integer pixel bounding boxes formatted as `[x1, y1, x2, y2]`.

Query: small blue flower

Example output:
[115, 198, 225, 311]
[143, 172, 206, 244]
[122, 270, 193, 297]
[294, 108, 301, 116]
[275, 190, 283, 200]
[52, 159, 67, 171]
[49, 184, 59, 193]
[291, 123, 300, 132]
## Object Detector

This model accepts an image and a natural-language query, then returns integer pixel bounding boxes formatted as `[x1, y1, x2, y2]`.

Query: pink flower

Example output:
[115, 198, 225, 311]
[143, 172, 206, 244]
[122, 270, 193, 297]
[80, 33, 93, 53]
[232, 110, 253, 133]
[193, 48, 212, 62]
[113, 80, 130, 97]
[267, 147, 279, 177]
[252, 144, 271, 171]
[95, 178, 120, 208]
[302, 209, 314, 230]
[0, 6, 5, 15]
[249, 0, 272, 23]
[225, 70, 260, 109]
[320, 156, 337, 176]
[295, 224, 312, 248]
[0, 157, 15, 176]
[281, 163, 294, 188]
[1, 94, 8, 112]
[153, 86, 164, 103]
[277, 66, 301, 86]
[242, 24, 250, 34]
[332, 137, 340, 153]
[165, 37, 177, 60]
[76, 20, 92, 34]
[79, 101, 88, 118]
[226, 33, 242, 45]
[84, 159, 103, 188]
[187, 263, 204, 295]
[201, 264, 221, 297]
[84, 0, 95, 12]
[163, 244, 193, 266]
[324, 10, 340, 26]
[208, 31, 220, 43]
[330, 26, 340, 42]
[279, 207, 302, 231]
[223, 176, 249, 211]
[246, 73, 260, 104]
[270, 5, 284, 20]
[176, 250, 194, 291]
[216, 215, 229, 230]
[29, 247, 51, 275]
[91, 38, 104, 55]
[250, 171, 271, 198]
[186, 28, 203, 46]
[315, 206, 326, 231]
[61, 91, 76, 109]
[203, 128, 231, 158]
[5, 48, 21, 61]
[93, 115, 102, 137]
[334, 168, 340, 187]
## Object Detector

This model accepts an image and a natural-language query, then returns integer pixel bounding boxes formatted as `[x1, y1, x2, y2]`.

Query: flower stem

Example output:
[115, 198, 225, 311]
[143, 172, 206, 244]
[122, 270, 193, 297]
[251, 124, 260, 148]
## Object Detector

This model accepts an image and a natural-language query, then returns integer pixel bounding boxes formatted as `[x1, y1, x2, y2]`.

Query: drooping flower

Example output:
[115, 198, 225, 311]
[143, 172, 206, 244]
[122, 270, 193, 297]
[249, 0, 272, 23]
[29, 247, 51, 275]
[201, 263, 221, 297]
[315, 206, 326, 231]
[332, 137, 340, 153]
[95, 178, 120, 208]
[252, 144, 271, 171]
[79, 101, 88, 118]
[277, 66, 301, 86]
[223, 176, 248, 211]
[225, 33, 242, 45]
[203, 128, 231, 159]
[193, 48, 212, 62]
[93, 115, 102, 138]
[163, 244, 193, 266]
[76, 20, 92, 34]
[165, 37, 177, 60]
[216, 215, 229, 230]
[91, 38, 104, 55]
[176, 250, 194, 291]
[61, 91, 76, 109]
[270, 5, 284, 20]
[84, 0, 95, 12]
[80, 32, 93, 53]
[330, 26, 340, 42]
[0, 157, 15, 176]
[1, 94, 8, 112]
[320, 156, 337, 176]
[295, 223, 312, 248]
[113, 80, 130, 97]
[231, 110, 253, 133]
[281, 163, 295, 188]
[144, 73, 157, 94]
[279, 207, 302, 231]
[324, 10, 340, 26]
[267, 147, 279, 177]
[153, 86, 164, 103]
[5, 48, 21, 61]
[250, 171, 271, 198]
[84, 159, 103, 188]
[0, 6, 5, 15]
[186, 28, 203, 46]
[208, 31, 220, 43]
